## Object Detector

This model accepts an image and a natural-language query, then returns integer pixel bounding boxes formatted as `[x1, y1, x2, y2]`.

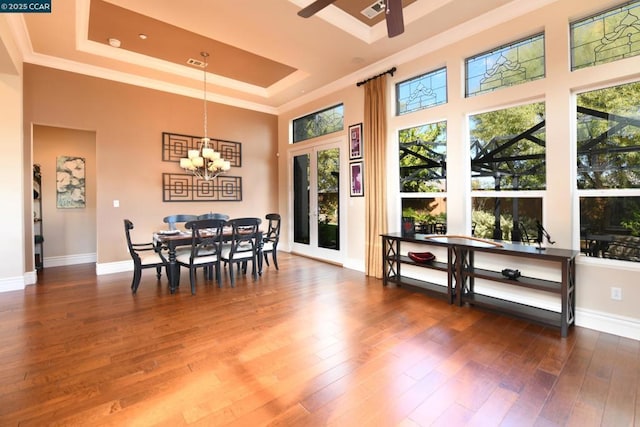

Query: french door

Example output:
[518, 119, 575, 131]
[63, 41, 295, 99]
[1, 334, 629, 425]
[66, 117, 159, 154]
[290, 140, 344, 264]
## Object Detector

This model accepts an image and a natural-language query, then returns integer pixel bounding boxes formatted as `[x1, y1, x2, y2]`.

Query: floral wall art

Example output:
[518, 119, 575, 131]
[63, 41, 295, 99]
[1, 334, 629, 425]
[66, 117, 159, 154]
[56, 156, 86, 208]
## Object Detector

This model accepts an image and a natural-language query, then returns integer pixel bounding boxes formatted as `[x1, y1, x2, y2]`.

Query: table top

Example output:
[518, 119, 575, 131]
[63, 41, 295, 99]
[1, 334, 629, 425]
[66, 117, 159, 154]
[382, 232, 579, 260]
[155, 229, 224, 240]
[155, 228, 262, 246]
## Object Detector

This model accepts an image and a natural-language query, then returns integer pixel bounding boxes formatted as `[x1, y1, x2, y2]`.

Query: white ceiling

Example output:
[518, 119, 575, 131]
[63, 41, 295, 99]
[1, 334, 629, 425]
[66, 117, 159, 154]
[5, 0, 558, 114]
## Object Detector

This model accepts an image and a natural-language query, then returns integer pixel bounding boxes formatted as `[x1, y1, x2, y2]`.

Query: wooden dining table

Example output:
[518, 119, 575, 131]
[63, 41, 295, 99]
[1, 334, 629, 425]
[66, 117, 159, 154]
[154, 229, 263, 293]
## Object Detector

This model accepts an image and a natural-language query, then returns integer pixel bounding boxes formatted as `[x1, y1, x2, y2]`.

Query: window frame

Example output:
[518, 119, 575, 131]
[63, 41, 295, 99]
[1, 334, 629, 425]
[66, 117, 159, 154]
[575, 80, 640, 264]
[398, 120, 449, 233]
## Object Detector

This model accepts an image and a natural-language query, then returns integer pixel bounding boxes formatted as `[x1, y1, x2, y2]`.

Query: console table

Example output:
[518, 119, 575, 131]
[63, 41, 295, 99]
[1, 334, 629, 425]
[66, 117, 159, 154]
[381, 233, 578, 337]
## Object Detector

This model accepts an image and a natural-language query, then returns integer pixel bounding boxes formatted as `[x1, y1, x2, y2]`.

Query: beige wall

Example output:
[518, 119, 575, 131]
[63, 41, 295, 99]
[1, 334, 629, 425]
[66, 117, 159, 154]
[0, 72, 24, 280]
[33, 126, 97, 264]
[23, 64, 278, 266]
[0, 15, 25, 290]
[278, 0, 640, 338]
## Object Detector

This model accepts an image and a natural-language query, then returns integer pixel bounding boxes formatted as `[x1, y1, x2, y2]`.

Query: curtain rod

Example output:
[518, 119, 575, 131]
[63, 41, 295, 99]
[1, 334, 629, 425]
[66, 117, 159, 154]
[356, 67, 397, 87]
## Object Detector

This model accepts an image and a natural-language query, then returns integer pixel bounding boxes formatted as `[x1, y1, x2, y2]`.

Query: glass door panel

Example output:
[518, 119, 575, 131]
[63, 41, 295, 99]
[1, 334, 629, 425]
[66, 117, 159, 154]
[291, 142, 343, 263]
[317, 148, 340, 250]
[293, 153, 310, 245]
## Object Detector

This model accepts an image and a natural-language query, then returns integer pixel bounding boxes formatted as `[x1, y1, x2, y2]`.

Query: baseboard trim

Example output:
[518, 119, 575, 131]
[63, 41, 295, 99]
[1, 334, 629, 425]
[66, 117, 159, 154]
[575, 308, 640, 341]
[0, 275, 26, 292]
[24, 270, 37, 286]
[344, 258, 365, 272]
[96, 260, 132, 275]
[44, 253, 97, 268]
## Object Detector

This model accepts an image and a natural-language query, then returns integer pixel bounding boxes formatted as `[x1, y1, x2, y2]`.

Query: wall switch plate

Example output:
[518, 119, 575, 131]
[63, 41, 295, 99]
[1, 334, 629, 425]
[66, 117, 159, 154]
[611, 287, 622, 301]
[113, 200, 119, 208]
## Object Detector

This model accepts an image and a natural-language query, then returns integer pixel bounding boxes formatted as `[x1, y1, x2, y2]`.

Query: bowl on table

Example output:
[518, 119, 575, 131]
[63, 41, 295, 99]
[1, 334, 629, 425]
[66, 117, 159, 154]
[407, 251, 435, 263]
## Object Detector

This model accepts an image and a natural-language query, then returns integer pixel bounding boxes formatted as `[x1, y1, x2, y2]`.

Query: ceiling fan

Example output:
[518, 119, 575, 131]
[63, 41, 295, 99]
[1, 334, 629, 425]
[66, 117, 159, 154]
[298, 0, 405, 38]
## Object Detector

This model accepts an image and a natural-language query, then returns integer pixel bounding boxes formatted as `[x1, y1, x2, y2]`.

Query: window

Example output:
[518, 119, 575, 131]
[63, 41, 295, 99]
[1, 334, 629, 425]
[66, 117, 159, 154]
[399, 121, 447, 193]
[292, 104, 344, 143]
[470, 102, 546, 191]
[571, 0, 640, 71]
[470, 102, 545, 241]
[396, 67, 447, 115]
[399, 122, 447, 232]
[465, 33, 545, 97]
[402, 197, 447, 234]
[471, 197, 542, 242]
[577, 81, 640, 262]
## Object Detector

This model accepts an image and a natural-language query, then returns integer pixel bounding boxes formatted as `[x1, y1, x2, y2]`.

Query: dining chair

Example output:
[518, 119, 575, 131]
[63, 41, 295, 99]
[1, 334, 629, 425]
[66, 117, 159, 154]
[197, 212, 229, 221]
[163, 214, 198, 230]
[220, 217, 262, 287]
[176, 218, 226, 294]
[124, 219, 169, 294]
[262, 213, 281, 270]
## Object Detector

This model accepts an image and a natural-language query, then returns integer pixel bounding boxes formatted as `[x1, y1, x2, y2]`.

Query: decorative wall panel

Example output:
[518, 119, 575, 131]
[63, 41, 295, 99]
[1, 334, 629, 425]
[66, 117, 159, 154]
[161, 131, 242, 202]
[162, 132, 242, 167]
[162, 173, 242, 202]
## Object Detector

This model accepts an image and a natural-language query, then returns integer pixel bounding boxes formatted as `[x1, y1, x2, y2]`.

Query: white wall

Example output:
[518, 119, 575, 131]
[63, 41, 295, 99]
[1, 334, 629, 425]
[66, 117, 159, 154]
[278, 0, 640, 340]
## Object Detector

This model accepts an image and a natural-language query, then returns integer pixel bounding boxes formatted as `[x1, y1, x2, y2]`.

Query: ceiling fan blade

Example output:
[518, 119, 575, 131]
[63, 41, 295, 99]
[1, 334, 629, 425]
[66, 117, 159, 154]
[297, 0, 337, 18]
[385, 0, 405, 38]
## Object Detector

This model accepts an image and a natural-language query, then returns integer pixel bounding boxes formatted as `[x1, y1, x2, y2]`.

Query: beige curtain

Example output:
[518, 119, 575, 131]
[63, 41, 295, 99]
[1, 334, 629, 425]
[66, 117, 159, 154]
[363, 75, 388, 278]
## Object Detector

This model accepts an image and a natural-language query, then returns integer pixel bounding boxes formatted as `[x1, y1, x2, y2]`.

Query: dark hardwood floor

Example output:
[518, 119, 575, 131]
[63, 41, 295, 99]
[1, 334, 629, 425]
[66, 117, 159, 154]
[0, 253, 638, 426]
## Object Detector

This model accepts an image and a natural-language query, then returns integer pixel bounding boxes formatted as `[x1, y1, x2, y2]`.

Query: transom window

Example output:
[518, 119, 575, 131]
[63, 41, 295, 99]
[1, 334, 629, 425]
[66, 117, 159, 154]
[465, 33, 545, 97]
[396, 67, 447, 115]
[292, 104, 344, 143]
[571, 0, 640, 71]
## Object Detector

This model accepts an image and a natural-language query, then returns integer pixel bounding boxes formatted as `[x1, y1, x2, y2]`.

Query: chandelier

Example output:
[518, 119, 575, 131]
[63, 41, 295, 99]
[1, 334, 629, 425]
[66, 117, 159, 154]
[179, 51, 231, 181]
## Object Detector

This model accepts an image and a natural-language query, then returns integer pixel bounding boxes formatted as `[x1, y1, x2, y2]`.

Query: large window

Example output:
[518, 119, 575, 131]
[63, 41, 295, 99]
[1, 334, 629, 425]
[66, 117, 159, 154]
[577, 81, 640, 262]
[399, 121, 447, 193]
[399, 122, 447, 232]
[292, 104, 344, 143]
[470, 102, 545, 241]
[571, 0, 640, 71]
[465, 33, 545, 97]
[470, 102, 546, 191]
[396, 67, 447, 115]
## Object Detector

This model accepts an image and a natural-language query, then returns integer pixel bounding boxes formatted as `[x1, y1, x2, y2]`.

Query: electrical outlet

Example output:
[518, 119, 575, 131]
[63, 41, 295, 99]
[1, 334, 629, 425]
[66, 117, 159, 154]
[610, 287, 622, 301]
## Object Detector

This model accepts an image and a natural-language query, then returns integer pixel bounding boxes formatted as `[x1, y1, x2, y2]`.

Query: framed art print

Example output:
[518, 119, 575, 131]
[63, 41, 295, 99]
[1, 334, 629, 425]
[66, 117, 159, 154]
[350, 161, 364, 197]
[349, 123, 363, 160]
[56, 156, 86, 208]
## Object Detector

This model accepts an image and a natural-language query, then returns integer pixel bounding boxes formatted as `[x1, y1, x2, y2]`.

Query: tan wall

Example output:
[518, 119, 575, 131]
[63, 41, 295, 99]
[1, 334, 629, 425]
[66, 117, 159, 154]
[24, 64, 278, 265]
[33, 126, 97, 262]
